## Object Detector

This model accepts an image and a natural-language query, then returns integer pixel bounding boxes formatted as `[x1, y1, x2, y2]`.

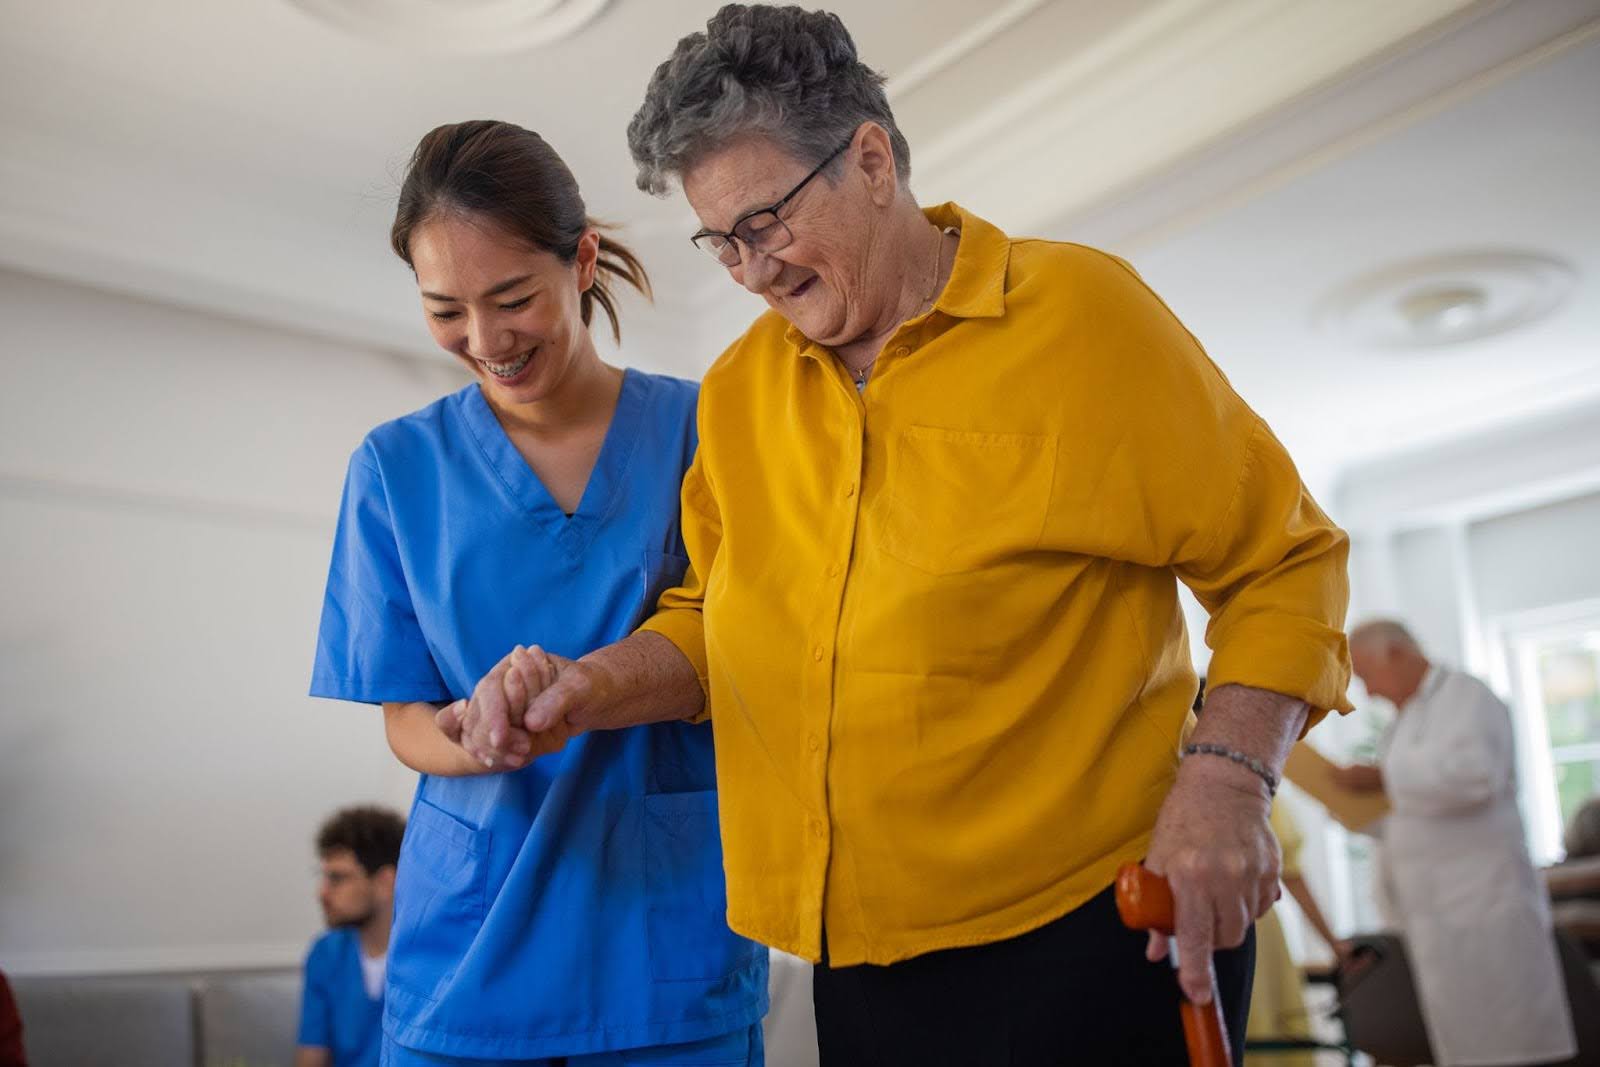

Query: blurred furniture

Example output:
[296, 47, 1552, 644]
[11, 969, 297, 1067]
[11, 948, 822, 1067]
[198, 972, 302, 1067]
[1337, 934, 1434, 1067]
[1337, 931, 1600, 1067]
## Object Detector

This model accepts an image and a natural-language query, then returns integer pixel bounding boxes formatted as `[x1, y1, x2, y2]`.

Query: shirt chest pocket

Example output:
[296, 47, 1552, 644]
[877, 426, 1058, 575]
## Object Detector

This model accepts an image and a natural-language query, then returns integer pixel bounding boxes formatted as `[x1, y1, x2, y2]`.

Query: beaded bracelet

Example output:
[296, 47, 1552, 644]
[1181, 742, 1279, 796]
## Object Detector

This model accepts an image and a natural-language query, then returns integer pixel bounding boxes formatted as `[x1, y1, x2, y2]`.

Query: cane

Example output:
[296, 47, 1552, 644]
[1115, 863, 1233, 1067]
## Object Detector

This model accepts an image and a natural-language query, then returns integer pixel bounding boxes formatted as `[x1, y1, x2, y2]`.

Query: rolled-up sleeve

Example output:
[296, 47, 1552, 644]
[1079, 251, 1353, 727]
[1177, 418, 1353, 727]
[637, 449, 720, 709]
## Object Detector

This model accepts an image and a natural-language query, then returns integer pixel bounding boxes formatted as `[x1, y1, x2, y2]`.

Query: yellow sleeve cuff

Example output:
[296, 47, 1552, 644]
[637, 608, 711, 723]
[1205, 616, 1354, 737]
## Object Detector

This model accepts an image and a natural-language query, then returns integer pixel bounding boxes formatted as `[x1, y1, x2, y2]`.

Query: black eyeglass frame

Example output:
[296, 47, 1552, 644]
[688, 140, 852, 266]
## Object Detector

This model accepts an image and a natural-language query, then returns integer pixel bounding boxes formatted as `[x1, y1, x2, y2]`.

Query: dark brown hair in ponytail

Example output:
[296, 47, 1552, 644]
[390, 120, 651, 342]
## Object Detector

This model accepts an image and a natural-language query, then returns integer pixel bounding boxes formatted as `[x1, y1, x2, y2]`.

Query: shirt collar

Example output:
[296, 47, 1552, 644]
[925, 201, 1008, 320]
[781, 201, 1010, 350]
[1408, 663, 1447, 708]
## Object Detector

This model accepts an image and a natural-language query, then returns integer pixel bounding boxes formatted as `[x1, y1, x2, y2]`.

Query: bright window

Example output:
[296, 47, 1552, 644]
[1491, 601, 1600, 863]
[1537, 636, 1600, 830]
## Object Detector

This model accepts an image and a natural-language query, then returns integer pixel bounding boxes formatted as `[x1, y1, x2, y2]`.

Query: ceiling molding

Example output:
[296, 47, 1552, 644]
[1055, 0, 1600, 253]
[910, 0, 1489, 237]
[0, 197, 435, 360]
[886, 0, 1053, 100]
[0, 0, 1582, 366]
[283, 0, 614, 56]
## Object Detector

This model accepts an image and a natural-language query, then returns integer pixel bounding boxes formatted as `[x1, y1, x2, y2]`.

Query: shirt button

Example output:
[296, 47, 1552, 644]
[811, 819, 827, 839]
[844, 482, 856, 499]
[807, 733, 821, 752]
[894, 346, 910, 357]
[826, 563, 841, 577]
[812, 645, 825, 662]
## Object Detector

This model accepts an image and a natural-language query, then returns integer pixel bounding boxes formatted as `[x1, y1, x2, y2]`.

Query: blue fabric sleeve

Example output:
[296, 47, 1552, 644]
[310, 448, 451, 704]
[297, 938, 333, 1048]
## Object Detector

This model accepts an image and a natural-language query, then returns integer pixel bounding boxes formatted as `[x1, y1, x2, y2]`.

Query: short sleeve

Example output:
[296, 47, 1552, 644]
[296, 938, 333, 1048]
[310, 448, 451, 704]
[637, 448, 718, 718]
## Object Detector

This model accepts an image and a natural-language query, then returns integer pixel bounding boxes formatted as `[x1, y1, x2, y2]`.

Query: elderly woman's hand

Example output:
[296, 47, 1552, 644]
[1142, 756, 1280, 1004]
[438, 646, 572, 768]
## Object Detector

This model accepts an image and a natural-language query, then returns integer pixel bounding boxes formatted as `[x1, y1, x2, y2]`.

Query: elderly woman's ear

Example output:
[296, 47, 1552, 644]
[853, 122, 904, 206]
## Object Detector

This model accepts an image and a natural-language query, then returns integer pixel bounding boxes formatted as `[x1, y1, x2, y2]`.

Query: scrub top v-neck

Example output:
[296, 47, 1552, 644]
[311, 369, 767, 1060]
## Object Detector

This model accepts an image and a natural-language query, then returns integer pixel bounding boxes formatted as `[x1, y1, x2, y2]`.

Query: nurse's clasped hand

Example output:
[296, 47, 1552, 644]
[437, 645, 575, 768]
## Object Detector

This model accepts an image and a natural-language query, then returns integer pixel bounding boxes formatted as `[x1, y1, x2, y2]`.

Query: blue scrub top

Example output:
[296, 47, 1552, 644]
[310, 370, 766, 1060]
[298, 927, 382, 1067]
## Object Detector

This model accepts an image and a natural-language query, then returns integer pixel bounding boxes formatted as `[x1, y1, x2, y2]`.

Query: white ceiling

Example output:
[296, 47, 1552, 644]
[1108, 19, 1600, 496]
[2, 0, 1598, 498]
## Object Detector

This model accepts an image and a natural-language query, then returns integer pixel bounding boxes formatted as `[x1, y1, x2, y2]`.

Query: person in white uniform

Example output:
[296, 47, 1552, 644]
[1335, 619, 1576, 1067]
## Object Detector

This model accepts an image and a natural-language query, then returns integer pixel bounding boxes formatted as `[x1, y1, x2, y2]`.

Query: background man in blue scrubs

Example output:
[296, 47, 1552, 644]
[297, 806, 405, 1067]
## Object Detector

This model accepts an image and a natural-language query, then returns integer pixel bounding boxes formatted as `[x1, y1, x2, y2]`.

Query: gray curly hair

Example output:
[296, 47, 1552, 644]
[626, 4, 912, 196]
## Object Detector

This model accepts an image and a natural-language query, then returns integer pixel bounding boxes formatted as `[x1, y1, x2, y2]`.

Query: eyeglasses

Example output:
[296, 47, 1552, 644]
[314, 865, 366, 888]
[689, 141, 851, 267]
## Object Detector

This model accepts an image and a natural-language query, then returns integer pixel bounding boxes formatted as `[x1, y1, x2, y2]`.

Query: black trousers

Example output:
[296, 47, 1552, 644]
[812, 883, 1255, 1066]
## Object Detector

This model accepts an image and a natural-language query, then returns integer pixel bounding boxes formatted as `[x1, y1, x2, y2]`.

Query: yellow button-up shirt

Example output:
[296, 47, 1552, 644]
[640, 203, 1351, 966]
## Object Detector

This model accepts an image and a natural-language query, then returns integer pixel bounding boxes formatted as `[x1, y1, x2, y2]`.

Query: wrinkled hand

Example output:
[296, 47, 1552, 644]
[436, 646, 573, 769]
[519, 652, 614, 736]
[1143, 764, 1279, 1004]
[1331, 762, 1385, 793]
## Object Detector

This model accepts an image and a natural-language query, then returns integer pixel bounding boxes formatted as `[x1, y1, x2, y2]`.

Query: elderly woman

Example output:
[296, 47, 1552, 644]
[446, 5, 1352, 1063]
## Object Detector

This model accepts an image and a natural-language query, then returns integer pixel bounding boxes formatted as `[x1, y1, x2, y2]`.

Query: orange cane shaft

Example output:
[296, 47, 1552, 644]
[1180, 998, 1231, 1067]
[1115, 864, 1233, 1067]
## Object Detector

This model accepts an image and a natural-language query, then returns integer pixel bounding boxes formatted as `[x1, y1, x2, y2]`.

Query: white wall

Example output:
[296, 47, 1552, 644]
[1470, 491, 1600, 618]
[0, 268, 462, 974]
[1339, 402, 1600, 679]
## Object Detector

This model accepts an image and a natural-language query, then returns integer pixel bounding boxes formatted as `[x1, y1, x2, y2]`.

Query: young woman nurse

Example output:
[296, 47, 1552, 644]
[310, 120, 767, 1067]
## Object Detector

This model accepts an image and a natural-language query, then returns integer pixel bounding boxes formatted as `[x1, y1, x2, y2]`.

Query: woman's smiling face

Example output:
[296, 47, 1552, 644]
[409, 212, 598, 407]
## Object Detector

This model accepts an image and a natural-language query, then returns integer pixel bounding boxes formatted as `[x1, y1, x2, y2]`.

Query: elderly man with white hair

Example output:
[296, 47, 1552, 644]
[1338, 620, 1575, 1067]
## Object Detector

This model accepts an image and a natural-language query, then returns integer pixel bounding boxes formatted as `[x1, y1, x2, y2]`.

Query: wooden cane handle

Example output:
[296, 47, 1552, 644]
[1115, 863, 1233, 1067]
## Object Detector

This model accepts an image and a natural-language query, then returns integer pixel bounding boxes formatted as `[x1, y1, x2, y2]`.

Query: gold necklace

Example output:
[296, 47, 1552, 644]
[853, 225, 948, 387]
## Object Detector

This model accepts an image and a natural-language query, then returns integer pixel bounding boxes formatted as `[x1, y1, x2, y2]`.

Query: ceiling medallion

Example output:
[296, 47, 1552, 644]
[1313, 251, 1576, 351]
[286, 0, 613, 55]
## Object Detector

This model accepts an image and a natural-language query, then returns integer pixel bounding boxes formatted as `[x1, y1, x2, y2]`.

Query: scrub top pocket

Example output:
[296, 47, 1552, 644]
[643, 790, 761, 983]
[387, 797, 490, 1001]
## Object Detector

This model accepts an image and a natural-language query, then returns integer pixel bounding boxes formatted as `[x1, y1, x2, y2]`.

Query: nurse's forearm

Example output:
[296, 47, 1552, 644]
[382, 701, 494, 776]
[531, 632, 705, 733]
[1283, 874, 1340, 953]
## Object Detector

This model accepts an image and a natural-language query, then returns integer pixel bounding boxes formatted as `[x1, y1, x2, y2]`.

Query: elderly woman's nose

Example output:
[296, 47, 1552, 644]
[738, 251, 781, 295]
